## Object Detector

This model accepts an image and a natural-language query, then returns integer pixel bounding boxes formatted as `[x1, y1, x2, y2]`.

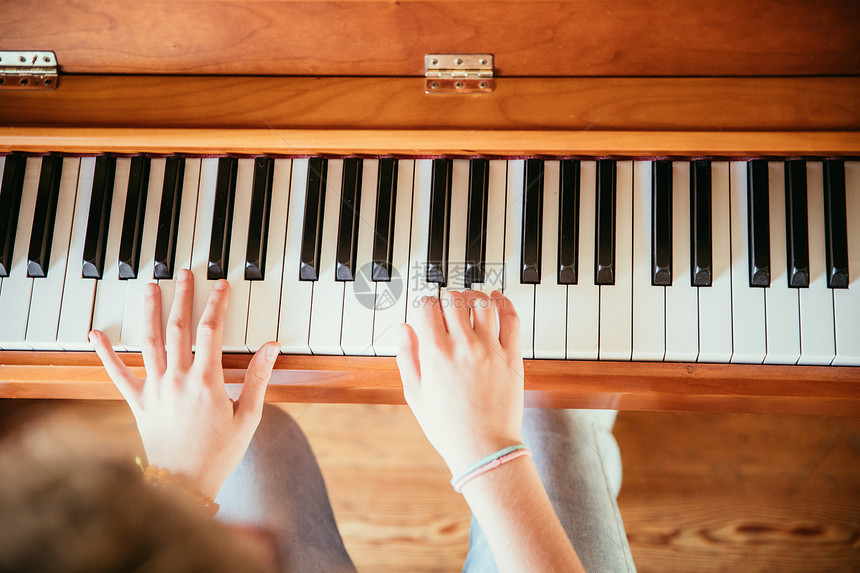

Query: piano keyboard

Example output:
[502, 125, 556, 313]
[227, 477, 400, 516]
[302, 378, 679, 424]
[0, 154, 857, 367]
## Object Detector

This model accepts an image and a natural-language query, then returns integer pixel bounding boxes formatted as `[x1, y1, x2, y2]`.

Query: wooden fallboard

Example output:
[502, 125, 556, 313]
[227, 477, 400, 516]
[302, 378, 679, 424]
[0, 352, 859, 415]
[2, 0, 858, 77]
[2, 76, 859, 156]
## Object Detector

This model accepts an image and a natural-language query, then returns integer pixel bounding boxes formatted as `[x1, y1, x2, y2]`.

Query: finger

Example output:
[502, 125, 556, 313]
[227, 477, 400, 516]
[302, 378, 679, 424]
[415, 296, 449, 346]
[235, 342, 279, 423]
[396, 323, 422, 405]
[493, 290, 522, 355]
[89, 330, 143, 405]
[463, 290, 497, 342]
[440, 291, 472, 342]
[141, 282, 167, 376]
[166, 269, 194, 368]
[195, 279, 230, 371]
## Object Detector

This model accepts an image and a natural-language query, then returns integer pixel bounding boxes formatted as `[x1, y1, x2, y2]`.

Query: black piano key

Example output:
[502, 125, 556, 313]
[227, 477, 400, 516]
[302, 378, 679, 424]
[823, 160, 850, 289]
[299, 157, 327, 281]
[27, 155, 64, 278]
[747, 160, 770, 287]
[0, 153, 27, 277]
[82, 156, 117, 279]
[558, 159, 580, 285]
[651, 160, 673, 286]
[465, 158, 489, 287]
[207, 157, 238, 280]
[335, 158, 363, 282]
[784, 160, 810, 288]
[426, 159, 452, 286]
[153, 157, 185, 280]
[371, 158, 398, 282]
[117, 156, 151, 280]
[594, 159, 617, 285]
[520, 159, 544, 285]
[245, 157, 274, 281]
[690, 160, 713, 287]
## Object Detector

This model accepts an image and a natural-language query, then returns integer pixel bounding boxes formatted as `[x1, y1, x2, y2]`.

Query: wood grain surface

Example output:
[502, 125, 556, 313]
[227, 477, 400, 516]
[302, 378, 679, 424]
[3, 128, 859, 157]
[2, 400, 858, 571]
[1, 352, 859, 415]
[616, 410, 860, 572]
[3, 76, 859, 131]
[3, 76, 857, 156]
[2, 1, 858, 76]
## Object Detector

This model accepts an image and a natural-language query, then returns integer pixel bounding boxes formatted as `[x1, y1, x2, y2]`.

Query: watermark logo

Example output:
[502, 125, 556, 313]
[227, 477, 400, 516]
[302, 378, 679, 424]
[409, 261, 505, 292]
[353, 261, 507, 310]
[353, 262, 404, 310]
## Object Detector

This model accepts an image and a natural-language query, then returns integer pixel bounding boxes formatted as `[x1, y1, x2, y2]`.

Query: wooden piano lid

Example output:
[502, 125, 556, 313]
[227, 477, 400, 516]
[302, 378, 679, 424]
[1, 0, 859, 155]
[1, 0, 859, 77]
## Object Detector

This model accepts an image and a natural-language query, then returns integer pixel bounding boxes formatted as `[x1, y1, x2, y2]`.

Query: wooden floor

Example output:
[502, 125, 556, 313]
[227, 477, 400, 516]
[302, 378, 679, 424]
[2, 400, 859, 572]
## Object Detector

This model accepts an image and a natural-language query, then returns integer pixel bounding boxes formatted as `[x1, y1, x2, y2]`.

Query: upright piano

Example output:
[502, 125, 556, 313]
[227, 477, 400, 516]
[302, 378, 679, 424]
[1, 0, 859, 414]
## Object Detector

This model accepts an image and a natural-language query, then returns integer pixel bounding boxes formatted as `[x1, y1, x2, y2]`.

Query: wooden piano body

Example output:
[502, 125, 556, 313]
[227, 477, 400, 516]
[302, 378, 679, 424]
[1, 0, 859, 414]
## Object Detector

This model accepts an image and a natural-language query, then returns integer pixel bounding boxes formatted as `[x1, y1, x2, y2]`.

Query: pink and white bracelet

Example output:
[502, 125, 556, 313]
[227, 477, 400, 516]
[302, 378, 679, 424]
[450, 444, 532, 493]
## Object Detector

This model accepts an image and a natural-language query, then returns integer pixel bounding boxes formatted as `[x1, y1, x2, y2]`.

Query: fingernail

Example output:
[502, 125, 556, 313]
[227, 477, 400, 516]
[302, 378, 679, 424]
[145, 283, 158, 297]
[87, 331, 96, 344]
[214, 279, 228, 291]
[178, 269, 189, 282]
[266, 345, 280, 360]
[400, 323, 414, 342]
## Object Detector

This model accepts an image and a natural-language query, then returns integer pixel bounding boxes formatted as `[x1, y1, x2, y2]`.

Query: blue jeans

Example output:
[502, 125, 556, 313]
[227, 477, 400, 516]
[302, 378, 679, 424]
[216, 406, 635, 572]
[463, 409, 636, 573]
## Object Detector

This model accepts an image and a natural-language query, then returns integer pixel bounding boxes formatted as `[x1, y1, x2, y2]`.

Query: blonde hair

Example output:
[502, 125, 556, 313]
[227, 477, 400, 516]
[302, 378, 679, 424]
[0, 408, 270, 573]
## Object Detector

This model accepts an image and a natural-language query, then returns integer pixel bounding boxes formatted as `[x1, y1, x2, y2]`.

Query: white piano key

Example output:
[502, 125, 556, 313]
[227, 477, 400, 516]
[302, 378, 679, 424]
[533, 161, 567, 359]
[442, 159, 469, 292]
[91, 158, 132, 349]
[221, 158, 254, 352]
[797, 162, 836, 365]
[246, 158, 291, 352]
[120, 158, 165, 350]
[189, 158, 219, 348]
[566, 161, 600, 360]
[470, 159, 506, 293]
[405, 160, 440, 327]
[730, 162, 766, 363]
[0, 157, 41, 349]
[278, 158, 314, 354]
[308, 159, 345, 355]
[158, 158, 201, 333]
[0, 156, 4, 274]
[833, 161, 860, 365]
[342, 159, 378, 355]
[503, 160, 535, 359]
[764, 161, 801, 364]
[698, 162, 733, 362]
[26, 158, 81, 349]
[631, 160, 665, 361]
[665, 162, 699, 361]
[599, 160, 634, 361]
[57, 158, 98, 350]
[373, 159, 415, 356]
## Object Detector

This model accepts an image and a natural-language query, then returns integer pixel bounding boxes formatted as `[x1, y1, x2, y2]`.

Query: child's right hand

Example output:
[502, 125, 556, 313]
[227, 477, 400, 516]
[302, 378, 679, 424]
[396, 290, 525, 475]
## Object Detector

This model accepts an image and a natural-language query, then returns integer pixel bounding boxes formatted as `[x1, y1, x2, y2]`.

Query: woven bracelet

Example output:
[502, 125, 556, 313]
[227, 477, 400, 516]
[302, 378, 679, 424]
[450, 444, 531, 493]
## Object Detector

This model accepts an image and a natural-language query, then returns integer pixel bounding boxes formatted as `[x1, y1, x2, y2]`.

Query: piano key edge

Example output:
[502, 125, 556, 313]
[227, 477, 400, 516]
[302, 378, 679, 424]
[1, 351, 859, 416]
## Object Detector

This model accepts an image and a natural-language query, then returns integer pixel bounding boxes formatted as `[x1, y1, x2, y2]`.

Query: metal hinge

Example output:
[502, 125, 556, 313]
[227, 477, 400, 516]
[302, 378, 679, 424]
[425, 54, 494, 94]
[0, 51, 58, 90]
